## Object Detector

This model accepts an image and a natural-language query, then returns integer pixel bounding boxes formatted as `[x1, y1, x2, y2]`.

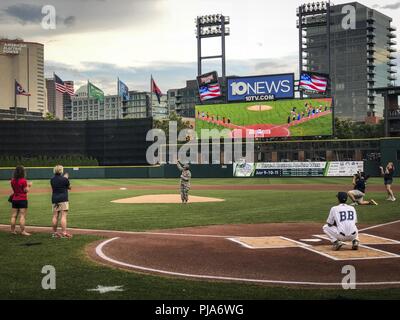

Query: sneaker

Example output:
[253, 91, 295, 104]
[386, 197, 393, 201]
[369, 199, 378, 206]
[52, 232, 61, 238]
[391, 197, 396, 202]
[60, 233, 73, 239]
[333, 240, 344, 251]
[350, 202, 358, 206]
[352, 240, 359, 250]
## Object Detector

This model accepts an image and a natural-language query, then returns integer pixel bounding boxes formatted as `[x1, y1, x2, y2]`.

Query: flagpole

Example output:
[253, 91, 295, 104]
[150, 75, 153, 119]
[87, 80, 89, 121]
[14, 80, 17, 121]
[117, 77, 120, 120]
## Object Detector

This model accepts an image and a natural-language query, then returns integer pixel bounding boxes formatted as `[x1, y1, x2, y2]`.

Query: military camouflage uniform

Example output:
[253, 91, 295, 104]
[177, 162, 191, 203]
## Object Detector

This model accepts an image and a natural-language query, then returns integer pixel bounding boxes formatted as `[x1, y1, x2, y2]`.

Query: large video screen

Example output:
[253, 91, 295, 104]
[299, 73, 328, 94]
[197, 71, 222, 102]
[195, 98, 333, 138]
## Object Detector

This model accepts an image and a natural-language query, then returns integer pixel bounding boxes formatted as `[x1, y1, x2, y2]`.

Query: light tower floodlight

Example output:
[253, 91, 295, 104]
[195, 14, 230, 78]
[297, 1, 332, 98]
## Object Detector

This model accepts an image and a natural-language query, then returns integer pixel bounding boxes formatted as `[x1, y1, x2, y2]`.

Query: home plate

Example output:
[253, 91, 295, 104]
[111, 194, 225, 204]
[119, 188, 127, 190]
[300, 239, 322, 243]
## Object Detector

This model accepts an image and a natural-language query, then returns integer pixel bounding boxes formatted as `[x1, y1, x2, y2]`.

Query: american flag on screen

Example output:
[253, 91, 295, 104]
[299, 73, 328, 93]
[199, 83, 221, 101]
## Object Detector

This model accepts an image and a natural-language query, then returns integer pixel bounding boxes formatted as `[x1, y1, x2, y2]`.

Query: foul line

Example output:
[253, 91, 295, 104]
[359, 220, 400, 232]
[0, 224, 241, 239]
[95, 237, 400, 287]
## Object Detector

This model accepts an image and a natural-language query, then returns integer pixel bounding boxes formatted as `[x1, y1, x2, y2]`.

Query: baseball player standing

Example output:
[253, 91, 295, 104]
[177, 161, 191, 204]
[323, 192, 360, 251]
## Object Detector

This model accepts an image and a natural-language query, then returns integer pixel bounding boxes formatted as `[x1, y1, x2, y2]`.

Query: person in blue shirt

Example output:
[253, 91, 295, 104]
[50, 165, 72, 238]
[348, 172, 377, 206]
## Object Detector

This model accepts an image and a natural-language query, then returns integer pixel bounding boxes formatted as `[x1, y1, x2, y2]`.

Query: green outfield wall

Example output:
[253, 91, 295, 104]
[0, 165, 234, 180]
[0, 138, 398, 180]
[0, 161, 388, 180]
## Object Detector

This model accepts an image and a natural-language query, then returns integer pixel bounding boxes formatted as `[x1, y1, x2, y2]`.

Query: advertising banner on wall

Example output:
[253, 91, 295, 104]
[325, 161, 364, 177]
[227, 73, 294, 102]
[233, 161, 364, 177]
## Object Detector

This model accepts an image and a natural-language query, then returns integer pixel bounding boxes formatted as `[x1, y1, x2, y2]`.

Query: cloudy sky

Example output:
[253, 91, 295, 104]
[1, 0, 400, 94]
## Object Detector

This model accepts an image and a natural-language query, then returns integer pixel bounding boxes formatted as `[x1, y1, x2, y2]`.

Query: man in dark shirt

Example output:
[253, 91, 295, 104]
[50, 165, 72, 238]
[348, 172, 377, 206]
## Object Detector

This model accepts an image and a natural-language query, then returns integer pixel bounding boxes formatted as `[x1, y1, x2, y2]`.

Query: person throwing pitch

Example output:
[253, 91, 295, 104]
[380, 162, 396, 202]
[177, 161, 191, 204]
[323, 192, 359, 251]
[347, 171, 377, 206]
[50, 165, 72, 238]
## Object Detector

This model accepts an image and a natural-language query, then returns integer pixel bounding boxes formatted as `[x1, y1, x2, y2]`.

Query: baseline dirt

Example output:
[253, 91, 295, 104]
[2, 221, 399, 288]
[87, 221, 400, 288]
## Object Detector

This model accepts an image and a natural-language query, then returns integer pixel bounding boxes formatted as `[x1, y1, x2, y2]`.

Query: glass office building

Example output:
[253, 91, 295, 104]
[298, 2, 397, 121]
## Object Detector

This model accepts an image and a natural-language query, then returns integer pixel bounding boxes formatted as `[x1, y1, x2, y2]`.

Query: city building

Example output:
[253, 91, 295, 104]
[46, 79, 74, 120]
[123, 91, 169, 120]
[46, 78, 63, 119]
[167, 79, 226, 118]
[123, 91, 148, 119]
[63, 81, 74, 120]
[297, 2, 397, 121]
[0, 39, 46, 119]
[71, 86, 167, 121]
[71, 85, 122, 121]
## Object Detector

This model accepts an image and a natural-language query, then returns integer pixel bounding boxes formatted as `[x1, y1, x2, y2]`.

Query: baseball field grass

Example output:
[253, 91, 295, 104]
[0, 178, 399, 299]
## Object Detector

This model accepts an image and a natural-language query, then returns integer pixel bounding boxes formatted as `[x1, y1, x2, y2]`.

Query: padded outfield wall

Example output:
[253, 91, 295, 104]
[0, 119, 152, 166]
[0, 165, 233, 180]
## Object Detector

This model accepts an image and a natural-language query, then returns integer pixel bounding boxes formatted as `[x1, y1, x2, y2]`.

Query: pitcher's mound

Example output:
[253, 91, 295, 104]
[112, 194, 225, 204]
[247, 105, 273, 112]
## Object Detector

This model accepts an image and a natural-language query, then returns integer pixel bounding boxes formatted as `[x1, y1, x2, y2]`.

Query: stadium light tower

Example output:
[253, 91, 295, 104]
[297, 1, 332, 98]
[195, 14, 230, 78]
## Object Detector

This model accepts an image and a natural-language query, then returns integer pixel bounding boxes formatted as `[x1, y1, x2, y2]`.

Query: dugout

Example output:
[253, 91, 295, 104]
[0, 118, 152, 166]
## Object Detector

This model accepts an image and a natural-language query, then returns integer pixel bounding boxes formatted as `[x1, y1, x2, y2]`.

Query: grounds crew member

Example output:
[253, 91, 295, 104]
[323, 192, 359, 251]
[177, 161, 191, 204]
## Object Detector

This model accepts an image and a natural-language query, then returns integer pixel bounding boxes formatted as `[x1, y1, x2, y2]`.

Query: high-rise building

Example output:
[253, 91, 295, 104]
[297, 2, 397, 121]
[0, 39, 46, 119]
[123, 91, 169, 120]
[46, 78, 74, 120]
[71, 85, 122, 121]
[63, 81, 74, 120]
[46, 78, 63, 119]
[71, 86, 168, 121]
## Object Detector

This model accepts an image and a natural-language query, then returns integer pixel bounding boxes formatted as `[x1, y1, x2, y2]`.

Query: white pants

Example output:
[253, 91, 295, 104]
[323, 224, 358, 243]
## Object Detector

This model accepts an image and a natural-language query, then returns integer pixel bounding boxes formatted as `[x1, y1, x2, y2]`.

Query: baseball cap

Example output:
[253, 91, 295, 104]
[337, 192, 348, 203]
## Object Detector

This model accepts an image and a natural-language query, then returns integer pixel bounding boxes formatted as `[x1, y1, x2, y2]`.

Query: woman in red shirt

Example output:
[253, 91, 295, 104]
[10, 165, 32, 236]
